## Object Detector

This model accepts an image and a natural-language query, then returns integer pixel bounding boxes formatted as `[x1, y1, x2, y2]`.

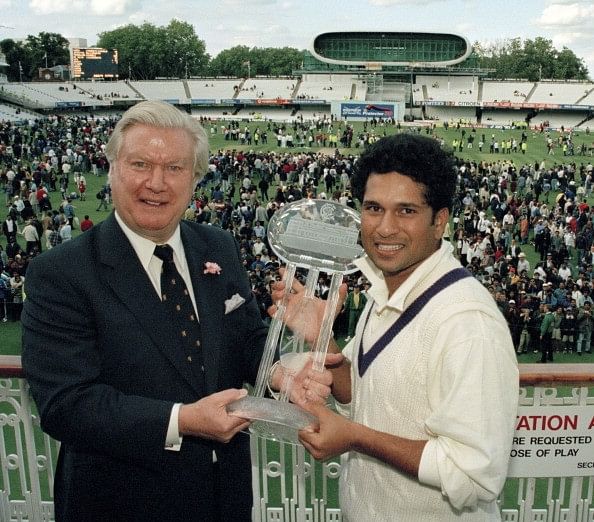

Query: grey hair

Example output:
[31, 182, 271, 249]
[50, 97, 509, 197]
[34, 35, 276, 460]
[105, 100, 209, 181]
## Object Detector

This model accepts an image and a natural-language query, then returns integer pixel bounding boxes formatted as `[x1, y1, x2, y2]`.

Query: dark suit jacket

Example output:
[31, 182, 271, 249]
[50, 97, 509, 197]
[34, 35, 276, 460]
[21, 213, 268, 521]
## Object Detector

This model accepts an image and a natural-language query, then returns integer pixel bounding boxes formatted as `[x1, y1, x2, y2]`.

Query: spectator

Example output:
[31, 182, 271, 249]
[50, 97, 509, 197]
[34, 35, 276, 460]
[80, 215, 94, 232]
[0, 274, 9, 322]
[576, 302, 594, 355]
[9, 272, 24, 320]
[59, 219, 72, 242]
[21, 219, 40, 255]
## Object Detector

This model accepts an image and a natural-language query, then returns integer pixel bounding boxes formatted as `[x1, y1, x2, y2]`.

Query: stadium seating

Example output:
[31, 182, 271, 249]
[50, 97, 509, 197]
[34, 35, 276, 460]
[412, 84, 425, 105]
[187, 80, 240, 101]
[416, 75, 479, 104]
[1, 84, 47, 107]
[191, 106, 238, 120]
[236, 78, 297, 100]
[75, 80, 139, 100]
[530, 110, 588, 130]
[242, 107, 295, 121]
[0, 82, 109, 109]
[529, 81, 594, 104]
[374, 82, 407, 104]
[351, 79, 367, 101]
[580, 88, 594, 105]
[294, 107, 331, 121]
[481, 109, 530, 127]
[296, 75, 353, 101]
[2, 75, 594, 128]
[0, 102, 27, 122]
[130, 80, 189, 103]
[424, 106, 476, 124]
[481, 81, 534, 103]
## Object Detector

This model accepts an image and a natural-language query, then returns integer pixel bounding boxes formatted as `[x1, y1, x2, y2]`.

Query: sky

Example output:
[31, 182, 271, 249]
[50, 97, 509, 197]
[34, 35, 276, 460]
[1, 0, 594, 78]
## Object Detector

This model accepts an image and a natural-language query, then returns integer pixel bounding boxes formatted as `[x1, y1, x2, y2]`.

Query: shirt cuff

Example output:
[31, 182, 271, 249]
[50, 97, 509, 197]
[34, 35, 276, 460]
[417, 438, 441, 489]
[165, 403, 183, 452]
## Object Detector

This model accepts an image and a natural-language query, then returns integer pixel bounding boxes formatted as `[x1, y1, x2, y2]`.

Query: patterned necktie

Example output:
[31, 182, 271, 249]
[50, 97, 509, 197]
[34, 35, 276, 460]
[153, 244, 205, 387]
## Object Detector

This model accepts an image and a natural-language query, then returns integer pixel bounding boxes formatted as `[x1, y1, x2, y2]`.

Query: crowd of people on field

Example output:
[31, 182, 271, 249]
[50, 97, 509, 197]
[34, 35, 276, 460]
[450, 155, 594, 359]
[2, 113, 594, 360]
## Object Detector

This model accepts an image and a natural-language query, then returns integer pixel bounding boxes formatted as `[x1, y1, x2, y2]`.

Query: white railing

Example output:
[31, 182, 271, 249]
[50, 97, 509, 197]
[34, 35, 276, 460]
[1, 356, 593, 522]
[0, 357, 58, 521]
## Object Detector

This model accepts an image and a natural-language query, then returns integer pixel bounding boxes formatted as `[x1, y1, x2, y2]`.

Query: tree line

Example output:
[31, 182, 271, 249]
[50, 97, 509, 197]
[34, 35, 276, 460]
[473, 37, 589, 82]
[0, 21, 303, 82]
[0, 21, 590, 82]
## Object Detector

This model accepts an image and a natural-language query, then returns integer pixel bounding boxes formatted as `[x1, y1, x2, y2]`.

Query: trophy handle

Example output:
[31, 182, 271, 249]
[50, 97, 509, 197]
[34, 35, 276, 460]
[278, 268, 319, 402]
[312, 272, 343, 372]
[253, 263, 296, 398]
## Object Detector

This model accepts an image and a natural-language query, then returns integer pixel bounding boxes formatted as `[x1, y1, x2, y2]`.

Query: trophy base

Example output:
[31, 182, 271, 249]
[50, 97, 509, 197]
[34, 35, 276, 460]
[227, 396, 317, 444]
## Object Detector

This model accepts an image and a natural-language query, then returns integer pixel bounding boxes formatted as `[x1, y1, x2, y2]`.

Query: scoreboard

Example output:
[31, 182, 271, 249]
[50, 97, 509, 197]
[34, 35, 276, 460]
[72, 48, 119, 79]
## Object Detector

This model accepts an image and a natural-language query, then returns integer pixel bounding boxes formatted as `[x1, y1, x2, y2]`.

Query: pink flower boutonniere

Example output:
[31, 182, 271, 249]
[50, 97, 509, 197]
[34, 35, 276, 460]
[203, 262, 222, 275]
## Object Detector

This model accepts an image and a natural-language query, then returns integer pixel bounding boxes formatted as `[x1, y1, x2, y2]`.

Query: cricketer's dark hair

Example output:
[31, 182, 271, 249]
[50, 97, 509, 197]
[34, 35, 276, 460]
[351, 133, 457, 214]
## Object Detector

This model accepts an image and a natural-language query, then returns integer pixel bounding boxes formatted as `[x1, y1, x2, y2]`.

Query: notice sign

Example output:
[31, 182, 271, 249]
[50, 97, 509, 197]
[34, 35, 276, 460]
[507, 406, 594, 478]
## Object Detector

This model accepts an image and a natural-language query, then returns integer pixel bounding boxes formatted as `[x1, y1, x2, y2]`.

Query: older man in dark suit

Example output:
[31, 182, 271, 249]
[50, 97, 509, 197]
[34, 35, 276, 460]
[21, 101, 331, 521]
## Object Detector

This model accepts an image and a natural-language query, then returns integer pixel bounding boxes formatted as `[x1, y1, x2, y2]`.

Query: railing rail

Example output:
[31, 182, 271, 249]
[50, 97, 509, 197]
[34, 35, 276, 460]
[2, 356, 594, 522]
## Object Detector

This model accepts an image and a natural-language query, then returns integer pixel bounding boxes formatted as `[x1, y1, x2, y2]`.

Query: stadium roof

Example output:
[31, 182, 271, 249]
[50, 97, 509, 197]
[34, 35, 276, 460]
[310, 31, 472, 69]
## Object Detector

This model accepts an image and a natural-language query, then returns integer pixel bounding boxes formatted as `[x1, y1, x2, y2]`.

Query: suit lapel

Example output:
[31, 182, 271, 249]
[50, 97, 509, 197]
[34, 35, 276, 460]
[97, 214, 203, 395]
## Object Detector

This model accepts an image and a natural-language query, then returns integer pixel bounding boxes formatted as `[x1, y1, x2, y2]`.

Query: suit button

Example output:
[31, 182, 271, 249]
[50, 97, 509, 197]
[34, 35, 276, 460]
[187, 356, 192, 363]
[195, 340, 201, 347]
[201, 365, 205, 372]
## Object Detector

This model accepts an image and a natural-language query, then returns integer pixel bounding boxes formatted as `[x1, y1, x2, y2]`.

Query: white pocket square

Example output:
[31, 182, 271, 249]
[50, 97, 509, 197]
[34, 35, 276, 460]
[224, 293, 245, 314]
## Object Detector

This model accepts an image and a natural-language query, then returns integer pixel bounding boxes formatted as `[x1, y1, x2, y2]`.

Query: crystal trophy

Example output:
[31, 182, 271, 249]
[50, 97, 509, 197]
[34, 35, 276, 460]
[228, 198, 364, 443]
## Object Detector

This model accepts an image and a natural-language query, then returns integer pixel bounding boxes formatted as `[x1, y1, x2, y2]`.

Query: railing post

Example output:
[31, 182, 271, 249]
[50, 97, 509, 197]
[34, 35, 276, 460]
[18, 379, 44, 521]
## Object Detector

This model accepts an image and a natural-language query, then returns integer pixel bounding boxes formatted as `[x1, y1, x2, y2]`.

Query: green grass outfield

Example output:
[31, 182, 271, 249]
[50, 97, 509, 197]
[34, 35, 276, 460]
[203, 119, 594, 170]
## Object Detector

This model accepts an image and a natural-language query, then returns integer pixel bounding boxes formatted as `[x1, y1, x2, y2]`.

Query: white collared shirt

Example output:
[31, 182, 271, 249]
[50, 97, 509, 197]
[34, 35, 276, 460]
[115, 212, 198, 315]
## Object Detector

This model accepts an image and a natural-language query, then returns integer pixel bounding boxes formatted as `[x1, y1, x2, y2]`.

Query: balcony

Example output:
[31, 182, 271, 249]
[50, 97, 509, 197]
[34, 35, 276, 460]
[1, 356, 593, 522]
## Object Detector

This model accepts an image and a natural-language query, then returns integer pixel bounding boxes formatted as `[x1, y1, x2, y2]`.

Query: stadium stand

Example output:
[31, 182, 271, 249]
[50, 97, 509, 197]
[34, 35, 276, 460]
[186, 79, 241, 101]
[376, 81, 408, 103]
[580, 89, 594, 105]
[417, 74, 479, 103]
[0, 82, 110, 109]
[425, 106, 476, 124]
[529, 81, 594, 104]
[1, 75, 594, 129]
[296, 74, 353, 101]
[412, 84, 425, 105]
[191, 106, 240, 120]
[481, 109, 530, 127]
[243, 107, 295, 121]
[530, 111, 588, 129]
[0, 103, 25, 122]
[294, 107, 331, 121]
[192, 106, 297, 122]
[129, 80, 189, 103]
[351, 79, 367, 101]
[0, 102, 42, 122]
[236, 78, 297, 100]
[481, 81, 534, 103]
[75, 80, 139, 100]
